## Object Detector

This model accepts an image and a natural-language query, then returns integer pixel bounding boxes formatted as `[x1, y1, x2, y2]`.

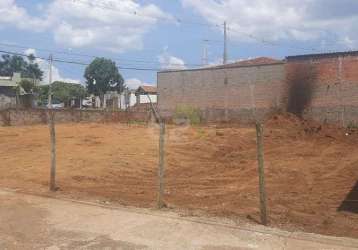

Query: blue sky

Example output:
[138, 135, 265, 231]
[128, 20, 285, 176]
[0, 0, 357, 89]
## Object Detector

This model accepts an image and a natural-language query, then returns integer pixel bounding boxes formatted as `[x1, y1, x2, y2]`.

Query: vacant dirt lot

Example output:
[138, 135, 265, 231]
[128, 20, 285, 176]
[0, 114, 357, 239]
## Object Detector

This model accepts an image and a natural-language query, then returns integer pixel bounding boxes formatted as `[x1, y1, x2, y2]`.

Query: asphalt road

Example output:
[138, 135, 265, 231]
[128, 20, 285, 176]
[0, 189, 357, 250]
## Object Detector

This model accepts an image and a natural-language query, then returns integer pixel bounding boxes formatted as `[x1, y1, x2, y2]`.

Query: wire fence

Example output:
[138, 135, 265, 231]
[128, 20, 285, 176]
[0, 109, 357, 238]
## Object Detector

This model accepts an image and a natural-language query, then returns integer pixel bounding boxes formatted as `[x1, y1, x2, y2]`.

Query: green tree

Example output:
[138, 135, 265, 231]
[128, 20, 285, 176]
[52, 81, 87, 106]
[19, 79, 38, 94]
[38, 85, 50, 105]
[84, 58, 124, 107]
[0, 54, 43, 80]
[38, 82, 87, 106]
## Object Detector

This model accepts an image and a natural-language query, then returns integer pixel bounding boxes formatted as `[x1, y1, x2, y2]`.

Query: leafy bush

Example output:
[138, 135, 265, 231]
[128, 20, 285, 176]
[173, 105, 202, 125]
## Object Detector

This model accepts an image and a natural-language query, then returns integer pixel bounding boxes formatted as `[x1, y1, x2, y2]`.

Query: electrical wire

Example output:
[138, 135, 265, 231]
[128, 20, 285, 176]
[0, 49, 162, 72]
[1, 1, 346, 67]
[70, 0, 222, 28]
[0, 42, 203, 68]
[69, 0, 347, 53]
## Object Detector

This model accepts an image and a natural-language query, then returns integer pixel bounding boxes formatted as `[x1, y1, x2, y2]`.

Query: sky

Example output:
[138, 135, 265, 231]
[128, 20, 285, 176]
[0, 0, 358, 89]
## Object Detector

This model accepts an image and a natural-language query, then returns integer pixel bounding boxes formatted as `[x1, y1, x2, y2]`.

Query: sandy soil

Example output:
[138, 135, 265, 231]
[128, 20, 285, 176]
[0, 114, 357, 238]
[2, 190, 358, 250]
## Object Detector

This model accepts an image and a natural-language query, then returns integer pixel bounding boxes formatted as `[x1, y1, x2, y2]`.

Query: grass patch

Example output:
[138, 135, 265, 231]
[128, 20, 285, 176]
[173, 105, 202, 125]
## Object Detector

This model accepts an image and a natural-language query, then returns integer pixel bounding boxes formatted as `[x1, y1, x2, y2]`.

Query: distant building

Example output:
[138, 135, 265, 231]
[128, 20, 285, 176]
[0, 73, 21, 109]
[135, 86, 157, 104]
[119, 89, 136, 110]
[0, 72, 40, 109]
[82, 85, 157, 111]
[125, 85, 158, 113]
[101, 90, 136, 110]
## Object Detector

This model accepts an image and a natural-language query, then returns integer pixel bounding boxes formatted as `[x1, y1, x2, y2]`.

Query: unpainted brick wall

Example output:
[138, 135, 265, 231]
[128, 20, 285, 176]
[158, 54, 358, 126]
[286, 55, 358, 126]
[158, 63, 287, 123]
[0, 109, 151, 126]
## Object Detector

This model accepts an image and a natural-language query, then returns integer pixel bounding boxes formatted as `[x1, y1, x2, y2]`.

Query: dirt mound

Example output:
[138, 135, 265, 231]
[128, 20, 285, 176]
[265, 112, 347, 139]
[265, 112, 303, 129]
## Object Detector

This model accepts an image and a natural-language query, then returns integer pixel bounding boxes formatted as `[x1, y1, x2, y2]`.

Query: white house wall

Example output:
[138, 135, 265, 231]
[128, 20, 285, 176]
[139, 94, 157, 104]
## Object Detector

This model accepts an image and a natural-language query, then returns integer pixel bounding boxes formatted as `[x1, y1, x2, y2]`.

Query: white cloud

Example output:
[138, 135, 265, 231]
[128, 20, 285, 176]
[181, 0, 358, 49]
[24, 48, 36, 56]
[125, 78, 154, 90]
[44, 64, 81, 85]
[341, 36, 355, 50]
[0, 0, 49, 31]
[158, 50, 186, 70]
[207, 57, 237, 67]
[24, 48, 80, 84]
[0, 0, 169, 52]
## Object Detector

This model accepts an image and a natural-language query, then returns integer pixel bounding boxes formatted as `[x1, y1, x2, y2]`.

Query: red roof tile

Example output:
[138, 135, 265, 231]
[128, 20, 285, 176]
[209, 57, 283, 69]
[136, 85, 157, 94]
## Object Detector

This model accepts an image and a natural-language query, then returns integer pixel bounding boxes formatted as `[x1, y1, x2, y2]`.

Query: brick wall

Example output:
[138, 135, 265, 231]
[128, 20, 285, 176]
[0, 108, 151, 126]
[286, 54, 358, 126]
[158, 52, 358, 126]
[158, 63, 286, 123]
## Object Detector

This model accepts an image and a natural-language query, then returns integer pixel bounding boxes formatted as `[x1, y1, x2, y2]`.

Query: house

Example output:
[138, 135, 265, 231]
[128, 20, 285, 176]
[0, 72, 41, 109]
[126, 85, 158, 113]
[119, 89, 136, 110]
[100, 89, 136, 110]
[83, 89, 137, 110]
[0, 73, 21, 109]
[135, 86, 157, 104]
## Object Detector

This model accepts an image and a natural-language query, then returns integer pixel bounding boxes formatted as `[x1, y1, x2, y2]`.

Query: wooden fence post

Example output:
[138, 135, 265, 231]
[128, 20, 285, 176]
[49, 109, 57, 191]
[255, 122, 268, 225]
[47, 54, 57, 192]
[157, 121, 166, 208]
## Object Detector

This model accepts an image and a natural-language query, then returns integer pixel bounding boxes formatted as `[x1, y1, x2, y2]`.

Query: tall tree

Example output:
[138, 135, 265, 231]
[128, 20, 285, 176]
[84, 58, 124, 107]
[0, 54, 43, 80]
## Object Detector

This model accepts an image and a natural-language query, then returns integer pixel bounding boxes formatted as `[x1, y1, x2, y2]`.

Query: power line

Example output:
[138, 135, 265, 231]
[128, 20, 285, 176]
[0, 49, 161, 72]
[0, 49, 48, 61]
[226, 26, 321, 52]
[1, 0, 351, 70]
[2, 1, 345, 68]
[0, 42, 203, 68]
[69, 0, 345, 53]
[70, 0, 222, 29]
[3, 0, 347, 63]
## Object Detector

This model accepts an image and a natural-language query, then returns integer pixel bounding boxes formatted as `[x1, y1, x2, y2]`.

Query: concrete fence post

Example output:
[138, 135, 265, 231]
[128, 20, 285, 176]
[157, 121, 166, 208]
[255, 122, 268, 225]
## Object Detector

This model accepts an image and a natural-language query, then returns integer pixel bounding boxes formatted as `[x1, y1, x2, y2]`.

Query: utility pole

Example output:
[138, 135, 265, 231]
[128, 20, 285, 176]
[48, 54, 53, 108]
[48, 54, 57, 191]
[223, 21, 228, 64]
[202, 39, 209, 66]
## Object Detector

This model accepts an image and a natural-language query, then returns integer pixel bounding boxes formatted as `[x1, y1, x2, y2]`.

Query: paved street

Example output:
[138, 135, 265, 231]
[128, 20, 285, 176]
[0, 189, 357, 250]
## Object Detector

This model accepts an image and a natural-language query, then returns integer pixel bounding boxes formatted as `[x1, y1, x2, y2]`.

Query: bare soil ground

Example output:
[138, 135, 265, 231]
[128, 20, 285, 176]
[0, 114, 357, 239]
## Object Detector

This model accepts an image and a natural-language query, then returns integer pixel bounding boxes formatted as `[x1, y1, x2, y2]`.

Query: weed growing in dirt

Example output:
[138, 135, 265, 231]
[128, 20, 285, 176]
[127, 120, 147, 126]
[174, 105, 202, 125]
[347, 121, 358, 129]
[196, 128, 207, 139]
